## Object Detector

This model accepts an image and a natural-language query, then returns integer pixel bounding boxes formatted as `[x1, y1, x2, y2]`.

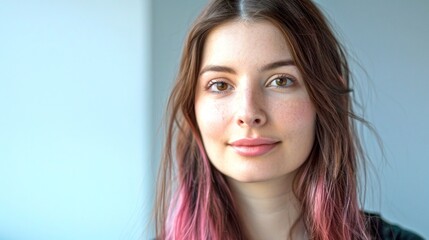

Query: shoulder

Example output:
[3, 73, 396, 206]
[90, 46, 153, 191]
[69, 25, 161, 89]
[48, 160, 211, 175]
[364, 212, 424, 240]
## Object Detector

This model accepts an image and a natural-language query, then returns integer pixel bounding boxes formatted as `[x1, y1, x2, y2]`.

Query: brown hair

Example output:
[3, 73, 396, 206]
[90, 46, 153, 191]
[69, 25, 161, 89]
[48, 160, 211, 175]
[155, 0, 371, 239]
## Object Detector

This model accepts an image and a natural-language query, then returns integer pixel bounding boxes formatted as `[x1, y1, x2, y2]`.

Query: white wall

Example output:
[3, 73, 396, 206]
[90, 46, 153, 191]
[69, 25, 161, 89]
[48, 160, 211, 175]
[0, 1, 150, 239]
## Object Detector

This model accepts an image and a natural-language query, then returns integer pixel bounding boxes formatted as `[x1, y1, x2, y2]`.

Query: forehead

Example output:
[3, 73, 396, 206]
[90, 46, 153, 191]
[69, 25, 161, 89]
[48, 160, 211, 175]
[201, 20, 293, 68]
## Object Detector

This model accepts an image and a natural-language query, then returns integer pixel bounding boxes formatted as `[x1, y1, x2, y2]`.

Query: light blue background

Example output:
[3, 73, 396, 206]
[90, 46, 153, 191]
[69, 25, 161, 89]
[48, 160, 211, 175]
[1, 0, 428, 239]
[0, 0, 151, 239]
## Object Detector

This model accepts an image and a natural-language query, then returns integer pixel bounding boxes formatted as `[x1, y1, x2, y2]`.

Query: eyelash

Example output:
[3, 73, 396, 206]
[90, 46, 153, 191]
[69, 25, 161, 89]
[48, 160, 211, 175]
[206, 79, 233, 94]
[266, 74, 296, 88]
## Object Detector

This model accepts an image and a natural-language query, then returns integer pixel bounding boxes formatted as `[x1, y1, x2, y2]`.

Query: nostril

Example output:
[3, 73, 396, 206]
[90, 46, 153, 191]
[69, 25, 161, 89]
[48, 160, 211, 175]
[237, 114, 265, 127]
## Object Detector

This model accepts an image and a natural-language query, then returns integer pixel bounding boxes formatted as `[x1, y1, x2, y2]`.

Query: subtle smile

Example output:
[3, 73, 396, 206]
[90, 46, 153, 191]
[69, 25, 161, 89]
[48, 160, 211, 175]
[228, 138, 280, 157]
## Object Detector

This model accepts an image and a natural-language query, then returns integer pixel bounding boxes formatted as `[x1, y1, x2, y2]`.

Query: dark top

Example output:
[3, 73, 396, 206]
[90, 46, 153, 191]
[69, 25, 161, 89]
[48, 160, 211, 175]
[365, 212, 424, 240]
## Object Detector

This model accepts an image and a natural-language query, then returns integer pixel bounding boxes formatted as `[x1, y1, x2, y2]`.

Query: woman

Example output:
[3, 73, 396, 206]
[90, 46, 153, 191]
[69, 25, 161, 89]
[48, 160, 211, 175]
[154, 0, 423, 239]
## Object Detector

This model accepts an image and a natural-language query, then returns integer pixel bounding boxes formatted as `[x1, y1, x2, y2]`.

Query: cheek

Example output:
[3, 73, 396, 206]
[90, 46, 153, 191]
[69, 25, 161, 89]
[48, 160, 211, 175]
[275, 99, 316, 133]
[195, 99, 229, 140]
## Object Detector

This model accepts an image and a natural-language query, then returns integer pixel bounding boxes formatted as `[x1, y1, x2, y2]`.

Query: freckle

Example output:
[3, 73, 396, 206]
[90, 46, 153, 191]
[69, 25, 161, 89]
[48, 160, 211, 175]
[279, 100, 315, 123]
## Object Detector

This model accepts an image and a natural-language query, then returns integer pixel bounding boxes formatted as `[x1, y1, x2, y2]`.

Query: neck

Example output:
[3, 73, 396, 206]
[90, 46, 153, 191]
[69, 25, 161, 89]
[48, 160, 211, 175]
[228, 174, 306, 240]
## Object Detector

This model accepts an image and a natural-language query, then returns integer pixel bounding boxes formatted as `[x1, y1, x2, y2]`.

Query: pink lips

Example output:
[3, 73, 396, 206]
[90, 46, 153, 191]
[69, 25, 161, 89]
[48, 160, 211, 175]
[229, 138, 279, 157]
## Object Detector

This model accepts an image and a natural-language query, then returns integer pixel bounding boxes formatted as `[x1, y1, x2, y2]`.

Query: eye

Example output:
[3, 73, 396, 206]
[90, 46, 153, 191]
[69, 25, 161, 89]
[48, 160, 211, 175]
[267, 74, 295, 88]
[207, 80, 233, 93]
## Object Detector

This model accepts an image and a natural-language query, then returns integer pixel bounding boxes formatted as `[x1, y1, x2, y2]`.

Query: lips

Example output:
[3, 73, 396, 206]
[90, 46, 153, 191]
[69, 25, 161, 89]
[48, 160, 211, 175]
[228, 138, 280, 157]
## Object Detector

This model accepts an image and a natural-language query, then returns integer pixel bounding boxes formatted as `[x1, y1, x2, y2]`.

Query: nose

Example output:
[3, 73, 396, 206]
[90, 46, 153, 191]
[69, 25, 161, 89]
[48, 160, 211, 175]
[235, 86, 267, 128]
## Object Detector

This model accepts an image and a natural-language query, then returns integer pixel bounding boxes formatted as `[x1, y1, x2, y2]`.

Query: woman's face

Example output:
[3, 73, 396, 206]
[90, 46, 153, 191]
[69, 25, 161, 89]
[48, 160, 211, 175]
[195, 20, 316, 183]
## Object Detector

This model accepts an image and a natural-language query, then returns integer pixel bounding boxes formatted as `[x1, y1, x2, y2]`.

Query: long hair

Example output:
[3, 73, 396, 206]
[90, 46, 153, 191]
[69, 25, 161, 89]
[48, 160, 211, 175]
[155, 0, 371, 239]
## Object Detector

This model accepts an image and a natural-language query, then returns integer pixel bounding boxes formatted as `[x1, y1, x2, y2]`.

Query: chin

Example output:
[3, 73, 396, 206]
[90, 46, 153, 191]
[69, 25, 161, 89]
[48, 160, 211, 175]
[226, 172, 283, 184]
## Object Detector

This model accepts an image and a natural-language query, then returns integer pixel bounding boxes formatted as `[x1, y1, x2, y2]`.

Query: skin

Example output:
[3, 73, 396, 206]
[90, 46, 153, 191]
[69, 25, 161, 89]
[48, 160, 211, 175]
[195, 20, 316, 239]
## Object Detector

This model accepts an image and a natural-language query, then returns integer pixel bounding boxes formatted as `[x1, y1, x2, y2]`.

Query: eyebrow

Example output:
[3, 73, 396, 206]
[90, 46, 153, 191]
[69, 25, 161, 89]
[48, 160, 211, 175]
[260, 59, 295, 72]
[199, 59, 295, 76]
